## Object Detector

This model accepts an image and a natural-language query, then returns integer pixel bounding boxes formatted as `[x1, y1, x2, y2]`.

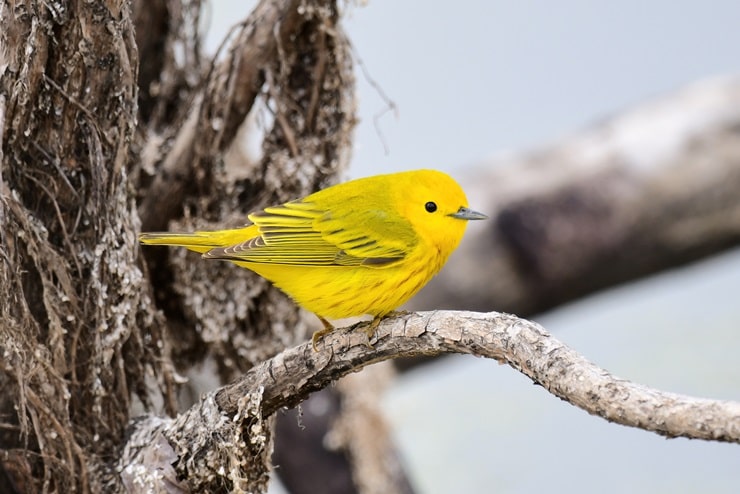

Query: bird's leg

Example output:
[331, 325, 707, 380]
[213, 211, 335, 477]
[312, 316, 335, 351]
[314, 311, 409, 351]
[362, 316, 383, 347]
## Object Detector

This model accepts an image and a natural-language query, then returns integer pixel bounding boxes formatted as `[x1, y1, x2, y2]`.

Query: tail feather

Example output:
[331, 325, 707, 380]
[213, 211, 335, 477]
[139, 227, 257, 255]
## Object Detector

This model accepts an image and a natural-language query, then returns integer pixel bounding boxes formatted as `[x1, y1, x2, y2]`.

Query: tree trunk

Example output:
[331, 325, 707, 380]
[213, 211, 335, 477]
[1, 1, 166, 491]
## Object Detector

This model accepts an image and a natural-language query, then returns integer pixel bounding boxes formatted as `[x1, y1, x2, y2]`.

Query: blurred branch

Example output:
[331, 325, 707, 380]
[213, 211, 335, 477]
[274, 364, 415, 494]
[122, 310, 740, 490]
[138, 0, 309, 232]
[414, 77, 740, 316]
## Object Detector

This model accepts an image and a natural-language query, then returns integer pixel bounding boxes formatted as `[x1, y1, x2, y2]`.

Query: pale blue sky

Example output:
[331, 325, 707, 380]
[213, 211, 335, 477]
[343, 1, 740, 176]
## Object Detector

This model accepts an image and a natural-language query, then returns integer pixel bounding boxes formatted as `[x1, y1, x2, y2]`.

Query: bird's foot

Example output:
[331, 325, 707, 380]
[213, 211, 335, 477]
[362, 316, 383, 346]
[313, 312, 410, 351]
[311, 316, 335, 352]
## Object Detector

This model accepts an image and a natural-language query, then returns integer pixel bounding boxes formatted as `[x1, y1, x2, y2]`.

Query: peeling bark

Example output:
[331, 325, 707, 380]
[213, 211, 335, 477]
[122, 392, 273, 493]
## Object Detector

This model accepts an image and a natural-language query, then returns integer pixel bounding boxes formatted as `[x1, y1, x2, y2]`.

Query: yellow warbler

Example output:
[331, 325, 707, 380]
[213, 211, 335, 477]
[140, 169, 486, 349]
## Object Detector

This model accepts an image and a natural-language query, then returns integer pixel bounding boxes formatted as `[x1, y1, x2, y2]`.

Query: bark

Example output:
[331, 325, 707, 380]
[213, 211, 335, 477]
[137, 0, 319, 234]
[0, 1, 168, 492]
[413, 77, 740, 316]
[121, 309, 740, 492]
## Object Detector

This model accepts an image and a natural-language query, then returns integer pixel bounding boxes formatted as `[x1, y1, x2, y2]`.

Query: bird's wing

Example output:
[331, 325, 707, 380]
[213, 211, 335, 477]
[204, 199, 417, 267]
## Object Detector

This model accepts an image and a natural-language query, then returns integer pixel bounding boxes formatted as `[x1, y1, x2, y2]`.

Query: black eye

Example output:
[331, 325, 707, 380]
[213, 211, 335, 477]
[425, 201, 437, 213]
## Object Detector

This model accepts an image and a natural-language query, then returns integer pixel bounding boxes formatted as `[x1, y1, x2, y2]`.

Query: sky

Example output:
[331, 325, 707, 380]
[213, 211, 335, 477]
[342, 0, 740, 178]
[208, 2, 740, 492]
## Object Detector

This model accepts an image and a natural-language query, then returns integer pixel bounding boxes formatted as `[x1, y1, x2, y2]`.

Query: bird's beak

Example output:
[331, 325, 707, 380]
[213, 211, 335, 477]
[449, 207, 488, 220]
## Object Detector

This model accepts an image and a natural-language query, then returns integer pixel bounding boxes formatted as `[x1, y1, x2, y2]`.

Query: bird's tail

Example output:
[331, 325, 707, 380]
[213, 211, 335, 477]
[139, 226, 256, 255]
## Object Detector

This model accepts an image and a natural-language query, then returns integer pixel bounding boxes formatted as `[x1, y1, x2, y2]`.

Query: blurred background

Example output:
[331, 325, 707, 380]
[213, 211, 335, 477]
[209, 1, 740, 492]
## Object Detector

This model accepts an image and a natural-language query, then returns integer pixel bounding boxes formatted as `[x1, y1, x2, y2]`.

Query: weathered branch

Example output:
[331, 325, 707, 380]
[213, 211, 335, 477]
[121, 310, 740, 490]
[222, 311, 740, 440]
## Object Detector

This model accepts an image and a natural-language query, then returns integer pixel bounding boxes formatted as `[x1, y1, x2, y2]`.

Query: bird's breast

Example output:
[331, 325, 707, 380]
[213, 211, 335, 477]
[239, 244, 444, 320]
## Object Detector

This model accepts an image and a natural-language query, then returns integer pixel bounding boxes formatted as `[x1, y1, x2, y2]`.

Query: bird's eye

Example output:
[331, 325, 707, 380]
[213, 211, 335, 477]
[425, 201, 437, 213]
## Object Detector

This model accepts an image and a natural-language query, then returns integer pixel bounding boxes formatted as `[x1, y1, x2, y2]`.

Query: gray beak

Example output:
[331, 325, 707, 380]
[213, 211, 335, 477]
[449, 207, 488, 220]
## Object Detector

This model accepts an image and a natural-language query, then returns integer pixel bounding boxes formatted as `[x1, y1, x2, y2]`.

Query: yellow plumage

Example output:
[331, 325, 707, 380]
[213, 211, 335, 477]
[140, 169, 486, 348]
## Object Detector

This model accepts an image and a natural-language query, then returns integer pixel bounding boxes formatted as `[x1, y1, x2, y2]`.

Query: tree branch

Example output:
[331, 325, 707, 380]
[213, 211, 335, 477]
[121, 310, 740, 490]
[220, 311, 740, 441]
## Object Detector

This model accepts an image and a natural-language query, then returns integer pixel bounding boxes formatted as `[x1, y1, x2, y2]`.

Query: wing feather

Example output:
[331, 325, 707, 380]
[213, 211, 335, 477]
[204, 196, 417, 267]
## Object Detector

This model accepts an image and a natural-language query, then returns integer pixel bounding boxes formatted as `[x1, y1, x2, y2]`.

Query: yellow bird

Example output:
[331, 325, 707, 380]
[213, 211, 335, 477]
[140, 169, 486, 349]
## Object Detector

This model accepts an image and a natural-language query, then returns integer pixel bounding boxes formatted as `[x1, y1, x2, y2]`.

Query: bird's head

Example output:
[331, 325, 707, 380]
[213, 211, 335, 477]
[395, 169, 487, 256]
